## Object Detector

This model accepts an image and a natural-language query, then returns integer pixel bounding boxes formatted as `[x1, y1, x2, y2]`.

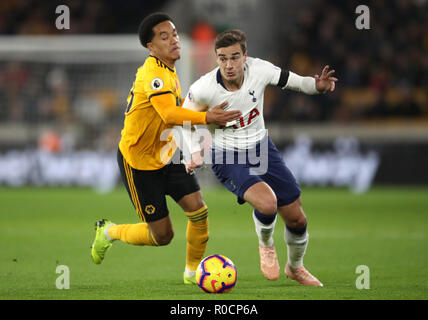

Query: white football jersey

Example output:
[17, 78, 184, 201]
[185, 57, 281, 150]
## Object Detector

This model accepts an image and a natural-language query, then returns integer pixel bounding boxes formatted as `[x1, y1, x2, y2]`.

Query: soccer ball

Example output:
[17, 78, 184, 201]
[196, 254, 237, 293]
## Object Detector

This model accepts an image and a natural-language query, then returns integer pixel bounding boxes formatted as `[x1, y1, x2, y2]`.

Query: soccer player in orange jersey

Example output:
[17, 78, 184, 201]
[90, 13, 241, 284]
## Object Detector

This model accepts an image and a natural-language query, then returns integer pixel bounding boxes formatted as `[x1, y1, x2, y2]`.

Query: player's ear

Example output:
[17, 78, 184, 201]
[147, 41, 157, 55]
[214, 51, 221, 63]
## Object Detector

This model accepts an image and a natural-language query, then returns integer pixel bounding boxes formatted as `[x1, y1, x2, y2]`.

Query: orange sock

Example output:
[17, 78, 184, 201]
[108, 223, 158, 246]
[185, 206, 209, 271]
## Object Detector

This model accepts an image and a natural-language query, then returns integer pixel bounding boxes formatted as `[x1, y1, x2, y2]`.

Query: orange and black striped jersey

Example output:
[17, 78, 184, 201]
[119, 55, 207, 170]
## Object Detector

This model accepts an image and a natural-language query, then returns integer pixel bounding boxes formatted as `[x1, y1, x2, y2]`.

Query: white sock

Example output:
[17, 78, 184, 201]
[104, 223, 115, 242]
[184, 267, 196, 278]
[284, 226, 309, 268]
[252, 211, 277, 247]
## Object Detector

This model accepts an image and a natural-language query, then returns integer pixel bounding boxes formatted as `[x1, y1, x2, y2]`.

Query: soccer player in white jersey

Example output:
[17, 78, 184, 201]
[181, 30, 337, 286]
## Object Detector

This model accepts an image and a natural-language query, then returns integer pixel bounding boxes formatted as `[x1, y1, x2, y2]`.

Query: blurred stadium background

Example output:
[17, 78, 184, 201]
[0, 0, 427, 301]
[0, 0, 427, 191]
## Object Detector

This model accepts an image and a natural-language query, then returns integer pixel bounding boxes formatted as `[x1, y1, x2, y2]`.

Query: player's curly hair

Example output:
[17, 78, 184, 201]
[215, 29, 247, 54]
[138, 12, 173, 48]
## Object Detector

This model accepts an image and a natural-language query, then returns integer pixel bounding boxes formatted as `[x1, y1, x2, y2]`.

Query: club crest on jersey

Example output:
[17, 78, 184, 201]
[151, 78, 164, 90]
[249, 90, 256, 102]
[145, 205, 156, 214]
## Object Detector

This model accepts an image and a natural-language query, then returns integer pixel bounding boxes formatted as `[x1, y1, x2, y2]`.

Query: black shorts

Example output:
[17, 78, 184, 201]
[117, 148, 200, 222]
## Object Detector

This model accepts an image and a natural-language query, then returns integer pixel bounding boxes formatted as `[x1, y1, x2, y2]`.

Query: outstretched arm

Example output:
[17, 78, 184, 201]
[151, 93, 207, 125]
[151, 93, 241, 126]
[280, 65, 338, 94]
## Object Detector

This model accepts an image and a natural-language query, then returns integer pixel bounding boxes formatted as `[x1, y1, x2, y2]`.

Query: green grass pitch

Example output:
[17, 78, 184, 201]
[0, 186, 427, 300]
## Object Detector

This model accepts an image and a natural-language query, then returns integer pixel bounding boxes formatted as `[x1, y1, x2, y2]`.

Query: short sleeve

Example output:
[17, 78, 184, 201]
[134, 64, 175, 99]
[186, 78, 208, 106]
[252, 58, 282, 86]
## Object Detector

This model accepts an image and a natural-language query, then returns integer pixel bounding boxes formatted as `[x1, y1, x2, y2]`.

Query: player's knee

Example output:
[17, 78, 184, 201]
[154, 229, 174, 246]
[287, 214, 307, 229]
[179, 191, 205, 213]
[258, 199, 277, 215]
[187, 201, 206, 213]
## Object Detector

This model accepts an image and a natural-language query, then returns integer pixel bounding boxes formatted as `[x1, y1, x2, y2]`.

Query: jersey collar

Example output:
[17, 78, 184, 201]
[149, 55, 175, 72]
[216, 69, 227, 90]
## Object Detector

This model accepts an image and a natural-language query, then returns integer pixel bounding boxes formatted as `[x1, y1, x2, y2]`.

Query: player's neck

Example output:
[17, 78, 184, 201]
[162, 58, 176, 70]
[151, 54, 176, 70]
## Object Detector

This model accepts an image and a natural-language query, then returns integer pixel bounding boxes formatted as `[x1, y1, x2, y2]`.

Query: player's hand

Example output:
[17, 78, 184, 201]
[315, 65, 338, 93]
[185, 151, 204, 174]
[206, 102, 242, 125]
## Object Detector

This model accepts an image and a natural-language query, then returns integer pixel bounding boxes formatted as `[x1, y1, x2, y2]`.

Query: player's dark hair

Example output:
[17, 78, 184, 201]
[215, 29, 247, 54]
[138, 12, 173, 48]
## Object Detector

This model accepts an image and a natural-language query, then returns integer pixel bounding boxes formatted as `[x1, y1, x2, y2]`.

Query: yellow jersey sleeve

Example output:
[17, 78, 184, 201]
[135, 61, 175, 100]
[132, 57, 206, 125]
[150, 91, 207, 125]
